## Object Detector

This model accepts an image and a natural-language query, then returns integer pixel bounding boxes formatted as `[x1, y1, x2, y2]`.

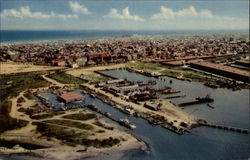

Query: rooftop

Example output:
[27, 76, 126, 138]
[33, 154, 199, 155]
[191, 61, 250, 77]
[59, 92, 84, 100]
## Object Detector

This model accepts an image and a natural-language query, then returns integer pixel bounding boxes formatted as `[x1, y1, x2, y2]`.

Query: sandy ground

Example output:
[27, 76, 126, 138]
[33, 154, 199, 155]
[66, 63, 126, 77]
[0, 63, 64, 74]
[0, 75, 147, 160]
[84, 83, 195, 126]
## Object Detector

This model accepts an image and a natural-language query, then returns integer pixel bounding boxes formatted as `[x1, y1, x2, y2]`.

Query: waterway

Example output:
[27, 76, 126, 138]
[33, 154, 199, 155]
[96, 69, 249, 160]
[40, 69, 249, 160]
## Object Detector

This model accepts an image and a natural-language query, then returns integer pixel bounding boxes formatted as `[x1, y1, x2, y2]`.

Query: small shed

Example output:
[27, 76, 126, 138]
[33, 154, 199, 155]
[144, 102, 161, 111]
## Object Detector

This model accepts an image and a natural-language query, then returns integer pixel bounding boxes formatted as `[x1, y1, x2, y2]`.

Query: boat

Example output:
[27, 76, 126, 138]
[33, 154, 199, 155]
[121, 108, 132, 115]
[89, 93, 96, 98]
[119, 119, 136, 129]
[206, 103, 214, 109]
[179, 95, 214, 106]
[195, 95, 214, 102]
[162, 89, 180, 94]
[204, 82, 218, 88]
[60, 106, 66, 111]
[161, 124, 184, 135]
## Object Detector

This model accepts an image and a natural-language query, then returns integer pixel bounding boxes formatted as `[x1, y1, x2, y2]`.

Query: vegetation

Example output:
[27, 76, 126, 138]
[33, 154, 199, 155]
[0, 100, 28, 133]
[33, 121, 90, 139]
[0, 72, 50, 104]
[48, 71, 87, 84]
[93, 120, 114, 130]
[17, 96, 25, 103]
[33, 122, 119, 147]
[23, 90, 34, 100]
[127, 61, 223, 84]
[79, 137, 120, 148]
[127, 61, 163, 72]
[0, 139, 47, 149]
[62, 113, 97, 121]
[81, 72, 110, 83]
[160, 70, 181, 77]
[30, 111, 65, 120]
[30, 113, 54, 120]
[0, 72, 49, 133]
[43, 119, 94, 130]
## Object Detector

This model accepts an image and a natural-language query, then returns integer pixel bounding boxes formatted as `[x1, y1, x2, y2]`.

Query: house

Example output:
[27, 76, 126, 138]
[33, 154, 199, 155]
[76, 57, 88, 66]
[53, 58, 66, 66]
[58, 92, 84, 103]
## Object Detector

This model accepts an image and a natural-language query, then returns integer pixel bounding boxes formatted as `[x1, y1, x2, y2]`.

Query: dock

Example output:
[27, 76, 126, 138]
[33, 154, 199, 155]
[178, 96, 214, 107]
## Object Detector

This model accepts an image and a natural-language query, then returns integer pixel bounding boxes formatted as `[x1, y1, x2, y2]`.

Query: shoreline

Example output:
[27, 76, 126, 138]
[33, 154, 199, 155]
[1, 30, 249, 45]
[0, 76, 149, 160]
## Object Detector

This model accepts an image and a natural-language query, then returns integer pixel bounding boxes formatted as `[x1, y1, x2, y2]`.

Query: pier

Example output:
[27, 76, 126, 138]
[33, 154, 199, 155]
[178, 96, 214, 107]
[199, 122, 249, 134]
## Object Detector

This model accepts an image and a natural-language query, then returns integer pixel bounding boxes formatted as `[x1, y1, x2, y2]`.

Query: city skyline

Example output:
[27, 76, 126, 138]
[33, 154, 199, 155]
[0, 0, 249, 30]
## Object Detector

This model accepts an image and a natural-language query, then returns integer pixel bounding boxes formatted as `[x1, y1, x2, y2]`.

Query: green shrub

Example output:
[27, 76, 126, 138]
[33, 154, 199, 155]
[63, 113, 97, 121]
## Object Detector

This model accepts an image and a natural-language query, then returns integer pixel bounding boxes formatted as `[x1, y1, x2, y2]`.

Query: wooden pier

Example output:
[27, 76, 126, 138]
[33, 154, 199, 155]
[199, 122, 249, 134]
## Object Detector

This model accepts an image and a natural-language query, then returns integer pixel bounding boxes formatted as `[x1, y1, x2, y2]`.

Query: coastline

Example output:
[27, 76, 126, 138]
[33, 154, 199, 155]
[1, 30, 249, 45]
[0, 74, 149, 160]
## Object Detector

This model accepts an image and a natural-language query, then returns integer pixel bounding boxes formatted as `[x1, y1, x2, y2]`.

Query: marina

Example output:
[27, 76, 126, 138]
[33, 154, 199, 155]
[31, 68, 249, 160]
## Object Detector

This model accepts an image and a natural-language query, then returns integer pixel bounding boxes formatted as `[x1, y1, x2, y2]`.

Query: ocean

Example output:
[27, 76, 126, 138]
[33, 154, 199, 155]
[0, 30, 248, 43]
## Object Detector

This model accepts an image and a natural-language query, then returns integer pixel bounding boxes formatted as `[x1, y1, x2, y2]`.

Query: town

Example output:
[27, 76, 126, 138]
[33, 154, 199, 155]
[1, 34, 249, 68]
[0, 34, 249, 160]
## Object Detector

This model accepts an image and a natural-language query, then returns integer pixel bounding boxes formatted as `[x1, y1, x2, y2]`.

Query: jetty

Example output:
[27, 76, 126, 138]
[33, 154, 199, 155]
[164, 95, 186, 99]
[178, 95, 214, 107]
[85, 104, 136, 130]
[199, 122, 249, 134]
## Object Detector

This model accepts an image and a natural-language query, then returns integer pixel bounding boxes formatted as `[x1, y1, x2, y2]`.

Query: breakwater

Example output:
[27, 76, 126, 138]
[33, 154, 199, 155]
[199, 122, 249, 134]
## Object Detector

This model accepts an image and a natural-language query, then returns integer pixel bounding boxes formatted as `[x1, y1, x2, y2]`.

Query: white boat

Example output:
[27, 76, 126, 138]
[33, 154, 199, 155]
[119, 119, 136, 129]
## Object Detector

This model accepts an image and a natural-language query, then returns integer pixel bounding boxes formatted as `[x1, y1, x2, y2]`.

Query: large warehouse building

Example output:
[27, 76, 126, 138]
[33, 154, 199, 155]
[59, 92, 84, 103]
[190, 61, 250, 83]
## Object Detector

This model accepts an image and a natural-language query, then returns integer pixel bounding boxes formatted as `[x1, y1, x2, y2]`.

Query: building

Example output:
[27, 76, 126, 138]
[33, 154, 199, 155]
[119, 84, 139, 93]
[144, 102, 161, 111]
[53, 58, 66, 66]
[58, 92, 84, 103]
[106, 79, 125, 84]
[76, 57, 88, 66]
[190, 61, 250, 83]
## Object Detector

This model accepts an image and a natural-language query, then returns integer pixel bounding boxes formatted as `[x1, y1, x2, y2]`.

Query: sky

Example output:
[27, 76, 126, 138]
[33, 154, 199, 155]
[0, 0, 249, 30]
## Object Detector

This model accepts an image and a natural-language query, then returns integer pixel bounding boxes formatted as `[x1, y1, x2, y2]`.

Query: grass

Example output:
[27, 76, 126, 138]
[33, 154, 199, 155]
[0, 72, 49, 133]
[0, 72, 50, 104]
[48, 71, 87, 84]
[160, 70, 181, 77]
[43, 119, 94, 130]
[0, 100, 28, 133]
[29, 111, 65, 120]
[82, 72, 110, 83]
[30, 113, 54, 120]
[126, 61, 224, 85]
[33, 121, 120, 147]
[33, 121, 90, 139]
[93, 120, 114, 130]
[62, 113, 97, 121]
[127, 61, 163, 72]
[0, 139, 47, 150]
